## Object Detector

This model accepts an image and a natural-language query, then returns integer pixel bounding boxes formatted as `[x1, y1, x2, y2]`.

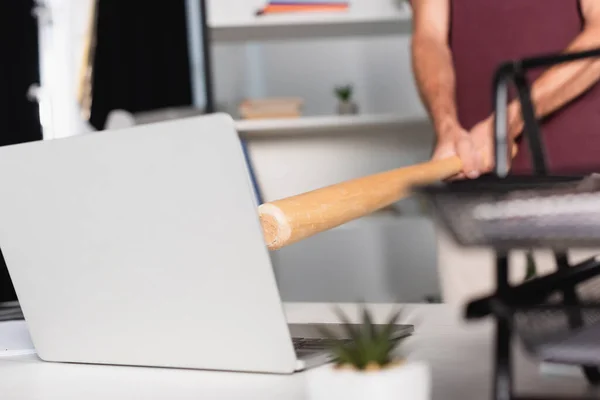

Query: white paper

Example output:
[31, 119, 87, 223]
[0, 320, 36, 357]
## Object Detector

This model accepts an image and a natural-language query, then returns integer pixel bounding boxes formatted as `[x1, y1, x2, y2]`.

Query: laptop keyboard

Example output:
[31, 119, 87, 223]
[289, 323, 414, 357]
[0, 301, 23, 322]
[292, 337, 352, 351]
[292, 337, 346, 358]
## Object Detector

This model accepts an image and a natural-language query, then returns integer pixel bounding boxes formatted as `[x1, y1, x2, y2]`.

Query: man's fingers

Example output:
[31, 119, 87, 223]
[456, 136, 480, 179]
[446, 173, 467, 181]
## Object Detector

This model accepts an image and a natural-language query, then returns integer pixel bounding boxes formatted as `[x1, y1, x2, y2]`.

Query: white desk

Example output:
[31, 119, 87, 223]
[0, 303, 597, 400]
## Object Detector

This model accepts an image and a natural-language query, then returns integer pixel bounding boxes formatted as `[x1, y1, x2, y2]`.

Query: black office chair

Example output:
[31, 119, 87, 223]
[419, 47, 600, 400]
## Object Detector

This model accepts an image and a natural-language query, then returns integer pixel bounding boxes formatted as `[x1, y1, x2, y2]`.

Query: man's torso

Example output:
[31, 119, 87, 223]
[449, 0, 600, 175]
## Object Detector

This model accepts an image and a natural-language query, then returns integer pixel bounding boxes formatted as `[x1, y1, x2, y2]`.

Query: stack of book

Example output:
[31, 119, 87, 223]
[256, 1, 350, 15]
[239, 97, 304, 119]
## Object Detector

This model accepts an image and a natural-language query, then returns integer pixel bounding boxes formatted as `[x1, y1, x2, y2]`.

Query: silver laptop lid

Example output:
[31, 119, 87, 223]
[0, 113, 297, 373]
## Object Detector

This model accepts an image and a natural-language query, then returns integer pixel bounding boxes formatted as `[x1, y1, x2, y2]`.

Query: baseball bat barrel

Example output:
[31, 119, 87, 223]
[258, 156, 463, 250]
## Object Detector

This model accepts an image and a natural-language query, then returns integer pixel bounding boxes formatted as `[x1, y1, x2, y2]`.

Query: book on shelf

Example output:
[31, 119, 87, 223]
[239, 97, 303, 119]
[256, 1, 349, 15]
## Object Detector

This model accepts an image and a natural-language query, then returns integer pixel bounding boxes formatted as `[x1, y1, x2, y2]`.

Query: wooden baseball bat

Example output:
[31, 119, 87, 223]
[259, 155, 463, 250]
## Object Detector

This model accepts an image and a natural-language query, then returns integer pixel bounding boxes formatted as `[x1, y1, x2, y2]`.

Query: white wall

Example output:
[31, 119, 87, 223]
[247, 121, 433, 209]
[254, 127, 441, 303]
[213, 36, 424, 118]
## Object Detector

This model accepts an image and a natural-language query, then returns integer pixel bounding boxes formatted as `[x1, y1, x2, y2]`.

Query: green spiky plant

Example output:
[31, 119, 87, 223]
[334, 85, 353, 102]
[317, 305, 412, 371]
[524, 250, 538, 281]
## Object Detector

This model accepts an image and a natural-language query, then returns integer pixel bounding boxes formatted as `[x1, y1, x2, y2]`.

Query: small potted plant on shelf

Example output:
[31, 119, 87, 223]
[334, 84, 359, 115]
[307, 305, 431, 400]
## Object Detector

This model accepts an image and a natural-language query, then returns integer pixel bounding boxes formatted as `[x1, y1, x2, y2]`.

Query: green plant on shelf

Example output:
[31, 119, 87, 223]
[334, 84, 353, 102]
[317, 305, 412, 371]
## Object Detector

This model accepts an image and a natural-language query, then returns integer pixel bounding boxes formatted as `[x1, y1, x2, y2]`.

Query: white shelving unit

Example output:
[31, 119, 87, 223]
[204, 0, 415, 132]
[236, 113, 428, 138]
[211, 10, 412, 42]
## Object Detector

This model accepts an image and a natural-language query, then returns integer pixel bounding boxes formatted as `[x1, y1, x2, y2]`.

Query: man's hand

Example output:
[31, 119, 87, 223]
[468, 116, 496, 173]
[430, 123, 485, 180]
[431, 116, 502, 180]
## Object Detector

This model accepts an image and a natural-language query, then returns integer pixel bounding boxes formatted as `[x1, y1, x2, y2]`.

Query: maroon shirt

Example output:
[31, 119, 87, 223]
[449, 0, 600, 175]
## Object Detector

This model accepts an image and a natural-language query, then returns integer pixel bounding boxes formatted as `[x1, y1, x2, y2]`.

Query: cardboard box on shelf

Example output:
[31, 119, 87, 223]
[239, 97, 304, 119]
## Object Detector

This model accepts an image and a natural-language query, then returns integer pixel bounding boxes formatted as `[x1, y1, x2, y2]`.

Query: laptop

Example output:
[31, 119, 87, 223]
[0, 113, 412, 373]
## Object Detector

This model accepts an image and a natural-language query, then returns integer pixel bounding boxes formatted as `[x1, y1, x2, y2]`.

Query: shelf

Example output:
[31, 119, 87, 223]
[235, 113, 431, 138]
[210, 9, 412, 42]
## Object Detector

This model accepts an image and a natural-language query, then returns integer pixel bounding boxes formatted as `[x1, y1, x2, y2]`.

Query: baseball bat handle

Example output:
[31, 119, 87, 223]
[259, 156, 462, 250]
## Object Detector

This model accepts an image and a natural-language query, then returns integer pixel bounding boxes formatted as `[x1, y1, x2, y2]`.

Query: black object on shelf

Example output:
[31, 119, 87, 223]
[418, 47, 600, 400]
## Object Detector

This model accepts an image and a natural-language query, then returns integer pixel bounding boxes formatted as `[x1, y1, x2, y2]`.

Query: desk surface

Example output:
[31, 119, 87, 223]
[0, 303, 597, 400]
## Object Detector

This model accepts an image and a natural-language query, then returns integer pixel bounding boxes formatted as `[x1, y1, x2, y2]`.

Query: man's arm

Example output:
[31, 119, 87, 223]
[410, 0, 483, 178]
[410, 0, 459, 141]
[506, 0, 600, 139]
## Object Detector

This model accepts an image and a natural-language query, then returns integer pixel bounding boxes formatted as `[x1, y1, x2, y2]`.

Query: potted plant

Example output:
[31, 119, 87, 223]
[307, 306, 431, 400]
[334, 84, 359, 115]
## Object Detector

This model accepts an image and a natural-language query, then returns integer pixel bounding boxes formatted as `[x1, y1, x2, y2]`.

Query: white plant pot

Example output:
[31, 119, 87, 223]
[337, 100, 359, 115]
[307, 361, 431, 400]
